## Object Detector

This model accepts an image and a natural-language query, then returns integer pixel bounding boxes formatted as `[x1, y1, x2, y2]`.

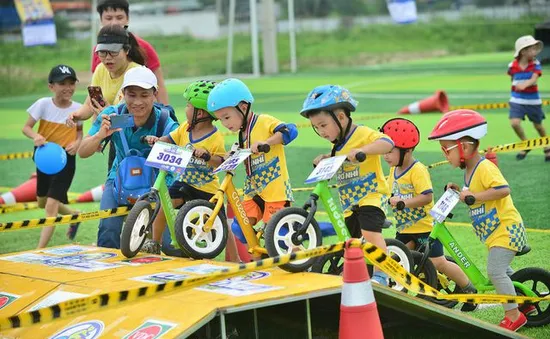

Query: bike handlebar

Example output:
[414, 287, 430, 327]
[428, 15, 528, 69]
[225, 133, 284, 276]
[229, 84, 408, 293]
[464, 195, 476, 206]
[396, 201, 405, 210]
[355, 151, 366, 163]
[257, 143, 270, 153]
[139, 135, 148, 144]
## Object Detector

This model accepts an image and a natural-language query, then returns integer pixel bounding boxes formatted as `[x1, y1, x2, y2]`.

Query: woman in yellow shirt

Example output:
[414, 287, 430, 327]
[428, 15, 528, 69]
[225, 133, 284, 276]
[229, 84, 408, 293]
[67, 24, 144, 170]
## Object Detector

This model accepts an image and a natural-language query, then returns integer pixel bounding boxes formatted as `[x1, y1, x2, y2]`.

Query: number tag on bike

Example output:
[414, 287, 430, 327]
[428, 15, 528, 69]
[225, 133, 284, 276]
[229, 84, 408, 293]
[213, 149, 252, 174]
[304, 155, 347, 184]
[430, 189, 461, 223]
[145, 141, 193, 174]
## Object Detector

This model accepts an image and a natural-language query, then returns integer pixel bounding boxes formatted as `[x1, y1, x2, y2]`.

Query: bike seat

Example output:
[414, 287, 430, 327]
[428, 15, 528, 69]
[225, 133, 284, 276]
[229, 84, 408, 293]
[382, 219, 393, 229]
[516, 245, 531, 256]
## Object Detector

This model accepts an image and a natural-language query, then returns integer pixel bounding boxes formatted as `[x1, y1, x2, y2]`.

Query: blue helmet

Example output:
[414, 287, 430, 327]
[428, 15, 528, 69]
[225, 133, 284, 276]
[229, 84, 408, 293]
[207, 78, 254, 112]
[300, 85, 358, 118]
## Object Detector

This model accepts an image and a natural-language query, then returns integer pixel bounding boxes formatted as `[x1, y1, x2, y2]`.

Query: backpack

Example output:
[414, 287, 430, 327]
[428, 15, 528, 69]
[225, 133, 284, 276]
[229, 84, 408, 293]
[112, 104, 176, 205]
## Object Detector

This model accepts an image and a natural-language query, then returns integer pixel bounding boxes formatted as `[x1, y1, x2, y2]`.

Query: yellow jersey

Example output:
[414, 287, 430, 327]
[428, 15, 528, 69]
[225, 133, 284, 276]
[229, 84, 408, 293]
[334, 125, 392, 217]
[389, 161, 434, 234]
[242, 114, 293, 202]
[466, 158, 526, 251]
[91, 62, 140, 105]
[169, 122, 225, 194]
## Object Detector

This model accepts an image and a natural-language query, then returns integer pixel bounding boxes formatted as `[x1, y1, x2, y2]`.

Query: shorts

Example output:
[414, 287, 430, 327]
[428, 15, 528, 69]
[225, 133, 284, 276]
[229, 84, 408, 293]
[36, 150, 76, 204]
[243, 195, 289, 225]
[509, 102, 545, 124]
[168, 180, 212, 201]
[396, 232, 444, 258]
[345, 205, 386, 235]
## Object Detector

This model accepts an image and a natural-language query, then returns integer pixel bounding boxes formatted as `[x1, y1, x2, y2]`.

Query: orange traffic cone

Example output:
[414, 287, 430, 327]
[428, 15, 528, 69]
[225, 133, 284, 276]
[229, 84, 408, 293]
[398, 90, 449, 114]
[76, 184, 105, 203]
[339, 240, 384, 339]
[225, 204, 252, 263]
[0, 173, 37, 205]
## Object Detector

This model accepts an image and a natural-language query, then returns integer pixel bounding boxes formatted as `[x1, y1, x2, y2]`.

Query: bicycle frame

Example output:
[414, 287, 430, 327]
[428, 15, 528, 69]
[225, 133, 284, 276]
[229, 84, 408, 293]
[421, 220, 537, 297]
[204, 171, 268, 256]
[307, 181, 351, 241]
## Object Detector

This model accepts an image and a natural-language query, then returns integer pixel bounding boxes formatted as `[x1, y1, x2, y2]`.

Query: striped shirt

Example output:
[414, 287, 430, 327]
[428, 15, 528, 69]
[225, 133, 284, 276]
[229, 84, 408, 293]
[508, 59, 542, 105]
[27, 98, 82, 148]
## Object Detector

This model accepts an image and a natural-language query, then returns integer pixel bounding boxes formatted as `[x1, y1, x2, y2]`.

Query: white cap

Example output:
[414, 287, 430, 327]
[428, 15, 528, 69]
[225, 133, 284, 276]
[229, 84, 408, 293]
[514, 35, 543, 58]
[122, 66, 158, 90]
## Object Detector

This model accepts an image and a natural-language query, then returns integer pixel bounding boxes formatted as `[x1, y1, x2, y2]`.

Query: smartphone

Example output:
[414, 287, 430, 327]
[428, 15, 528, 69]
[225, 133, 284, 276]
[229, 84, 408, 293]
[87, 86, 106, 107]
[110, 114, 135, 129]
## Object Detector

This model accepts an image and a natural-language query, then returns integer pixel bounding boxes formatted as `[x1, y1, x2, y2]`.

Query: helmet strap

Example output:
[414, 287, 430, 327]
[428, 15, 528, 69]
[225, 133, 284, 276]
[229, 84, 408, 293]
[238, 103, 253, 149]
[457, 140, 477, 170]
[330, 111, 353, 156]
[397, 148, 407, 167]
[187, 108, 213, 132]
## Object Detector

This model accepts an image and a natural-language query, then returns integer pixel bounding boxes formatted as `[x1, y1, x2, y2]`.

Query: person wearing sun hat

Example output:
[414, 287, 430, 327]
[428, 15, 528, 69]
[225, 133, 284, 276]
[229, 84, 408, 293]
[78, 66, 179, 249]
[507, 35, 550, 162]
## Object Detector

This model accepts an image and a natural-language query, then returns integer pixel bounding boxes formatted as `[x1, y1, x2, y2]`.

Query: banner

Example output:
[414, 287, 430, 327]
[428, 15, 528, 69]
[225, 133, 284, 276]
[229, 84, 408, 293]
[14, 0, 56, 46]
[387, 0, 418, 24]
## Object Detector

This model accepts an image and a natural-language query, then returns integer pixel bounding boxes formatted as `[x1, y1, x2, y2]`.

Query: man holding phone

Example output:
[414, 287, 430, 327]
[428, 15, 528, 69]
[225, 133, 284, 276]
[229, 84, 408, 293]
[93, 0, 168, 104]
[78, 67, 178, 248]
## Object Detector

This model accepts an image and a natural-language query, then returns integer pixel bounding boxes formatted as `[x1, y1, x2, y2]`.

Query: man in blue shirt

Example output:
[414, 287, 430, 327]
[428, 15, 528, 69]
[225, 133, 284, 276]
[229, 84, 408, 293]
[79, 67, 178, 248]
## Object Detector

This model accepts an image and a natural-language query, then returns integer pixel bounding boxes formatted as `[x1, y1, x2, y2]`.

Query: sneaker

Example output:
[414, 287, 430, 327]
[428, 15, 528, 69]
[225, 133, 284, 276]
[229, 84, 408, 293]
[66, 222, 80, 240]
[499, 313, 527, 332]
[459, 285, 478, 312]
[516, 150, 530, 160]
[140, 240, 161, 255]
[520, 304, 537, 316]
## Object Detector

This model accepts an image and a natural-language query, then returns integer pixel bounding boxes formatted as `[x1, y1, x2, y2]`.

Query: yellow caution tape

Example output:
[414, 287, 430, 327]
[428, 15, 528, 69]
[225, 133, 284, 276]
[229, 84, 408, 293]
[0, 151, 34, 161]
[449, 99, 550, 112]
[0, 206, 130, 232]
[1, 239, 547, 331]
[427, 136, 550, 169]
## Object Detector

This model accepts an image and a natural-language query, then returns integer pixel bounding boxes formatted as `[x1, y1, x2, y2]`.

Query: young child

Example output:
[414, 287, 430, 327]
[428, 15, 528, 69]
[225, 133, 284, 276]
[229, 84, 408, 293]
[21, 65, 83, 248]
[508, 35, 550, 161]
[140, 80, 227, 255]
[207, 78, 298, 255]
[429, 109, 532, 332]
[381, 118, 476, 308]
[300, 85, 392, 285]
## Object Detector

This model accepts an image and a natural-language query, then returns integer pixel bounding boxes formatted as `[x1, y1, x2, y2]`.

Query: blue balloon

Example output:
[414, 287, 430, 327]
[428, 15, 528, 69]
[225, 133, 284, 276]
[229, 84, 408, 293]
[35, 142, 67, 175]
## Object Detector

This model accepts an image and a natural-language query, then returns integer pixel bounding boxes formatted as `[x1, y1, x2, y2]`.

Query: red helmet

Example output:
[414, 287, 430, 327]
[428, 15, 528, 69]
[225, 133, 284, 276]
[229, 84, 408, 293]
[380, 118, 420, 149]
[428, 109, 487, 141]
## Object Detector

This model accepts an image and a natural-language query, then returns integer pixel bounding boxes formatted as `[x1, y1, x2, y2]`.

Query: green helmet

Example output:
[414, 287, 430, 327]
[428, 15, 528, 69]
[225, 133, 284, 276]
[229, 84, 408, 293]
[183, 80, 217, 118]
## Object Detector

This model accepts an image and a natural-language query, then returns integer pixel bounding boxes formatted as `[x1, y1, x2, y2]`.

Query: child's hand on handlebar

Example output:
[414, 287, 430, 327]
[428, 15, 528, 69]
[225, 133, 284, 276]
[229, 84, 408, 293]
[389, 196, 402, 207]
[312, 154, 330, 167]
[251, 142, 268, 154]
[445, 182, 460, 192]
[347, 149, 366, 162]
[193, 148, 211, 161]
[459, 189, 475, 203]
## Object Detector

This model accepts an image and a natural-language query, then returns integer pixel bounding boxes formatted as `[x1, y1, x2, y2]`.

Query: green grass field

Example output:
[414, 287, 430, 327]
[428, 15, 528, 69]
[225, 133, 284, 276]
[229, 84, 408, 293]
[1, 52, 550, 337]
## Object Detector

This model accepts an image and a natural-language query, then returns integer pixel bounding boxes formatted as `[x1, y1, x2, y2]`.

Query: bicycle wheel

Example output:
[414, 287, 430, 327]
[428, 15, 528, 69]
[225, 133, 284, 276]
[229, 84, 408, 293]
[120, 200, 153, 258]
[174, 199, 228, 259]
[511, 267, 550, 327]
[370, 239, 414, 292]
[264, 207, 322, 273]
[310, 251, 344, 275]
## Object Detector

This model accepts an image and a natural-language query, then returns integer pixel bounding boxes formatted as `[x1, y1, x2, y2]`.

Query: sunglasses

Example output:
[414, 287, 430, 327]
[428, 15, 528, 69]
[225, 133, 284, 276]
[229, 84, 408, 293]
[96, 50, 121, 58]
[441, 141, 474, 156]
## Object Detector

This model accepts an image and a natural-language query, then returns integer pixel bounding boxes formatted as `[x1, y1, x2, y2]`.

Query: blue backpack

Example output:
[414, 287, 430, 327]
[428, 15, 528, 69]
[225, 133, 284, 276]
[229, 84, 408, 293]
[112, 104, 177, 205]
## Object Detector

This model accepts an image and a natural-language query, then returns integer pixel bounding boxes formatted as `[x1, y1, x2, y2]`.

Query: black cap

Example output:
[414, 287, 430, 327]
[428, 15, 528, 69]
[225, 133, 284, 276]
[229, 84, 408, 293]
[48, 64, 78, 83]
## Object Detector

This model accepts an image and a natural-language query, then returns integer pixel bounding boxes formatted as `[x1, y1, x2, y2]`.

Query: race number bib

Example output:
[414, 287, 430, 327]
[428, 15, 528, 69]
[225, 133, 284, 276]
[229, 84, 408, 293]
[430, 189, 461, 223]
[213, 149, 252, 174]
[304, 156, 347, 184]
[145, 141, 193, 174]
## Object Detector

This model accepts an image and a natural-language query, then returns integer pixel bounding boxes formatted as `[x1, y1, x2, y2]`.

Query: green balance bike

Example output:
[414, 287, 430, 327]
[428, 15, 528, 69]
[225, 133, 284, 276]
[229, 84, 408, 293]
[408, 189, 550, 327]
[264, 153, 414, 290]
